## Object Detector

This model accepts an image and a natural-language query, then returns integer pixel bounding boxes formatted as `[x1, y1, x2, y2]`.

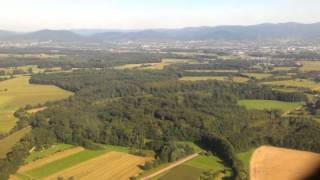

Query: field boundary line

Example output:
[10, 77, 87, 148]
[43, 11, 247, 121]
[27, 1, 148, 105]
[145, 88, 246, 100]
[140, 153, 199, 180]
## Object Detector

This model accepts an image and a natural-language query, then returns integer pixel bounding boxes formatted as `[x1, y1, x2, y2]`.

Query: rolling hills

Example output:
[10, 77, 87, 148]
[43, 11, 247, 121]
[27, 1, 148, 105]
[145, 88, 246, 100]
[1, 22, 320, 42]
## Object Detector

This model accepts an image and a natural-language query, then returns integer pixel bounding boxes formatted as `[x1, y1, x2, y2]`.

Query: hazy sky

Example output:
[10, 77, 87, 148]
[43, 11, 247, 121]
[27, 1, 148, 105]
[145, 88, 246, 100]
[1, 0, 319, 31]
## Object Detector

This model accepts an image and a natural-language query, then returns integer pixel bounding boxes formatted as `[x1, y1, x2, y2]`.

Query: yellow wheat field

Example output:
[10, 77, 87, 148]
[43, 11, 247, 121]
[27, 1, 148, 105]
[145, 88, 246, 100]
[45, 151, 148, 180]
[250, 146, 320, 180]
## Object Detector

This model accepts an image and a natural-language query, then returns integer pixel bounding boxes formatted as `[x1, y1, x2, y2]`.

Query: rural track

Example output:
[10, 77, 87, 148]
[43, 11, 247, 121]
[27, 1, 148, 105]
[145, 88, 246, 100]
[281, 106, 303, 117]
[140, 153, 199, 180]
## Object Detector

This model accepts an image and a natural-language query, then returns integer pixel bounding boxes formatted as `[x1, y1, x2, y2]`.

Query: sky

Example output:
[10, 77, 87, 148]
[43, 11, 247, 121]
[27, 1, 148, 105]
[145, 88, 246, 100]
[0, 0, 319, 31]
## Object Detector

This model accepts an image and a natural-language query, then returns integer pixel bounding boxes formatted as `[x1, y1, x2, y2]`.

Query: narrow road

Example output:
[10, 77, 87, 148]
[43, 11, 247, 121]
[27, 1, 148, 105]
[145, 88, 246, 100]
[140, 153, 199, 180]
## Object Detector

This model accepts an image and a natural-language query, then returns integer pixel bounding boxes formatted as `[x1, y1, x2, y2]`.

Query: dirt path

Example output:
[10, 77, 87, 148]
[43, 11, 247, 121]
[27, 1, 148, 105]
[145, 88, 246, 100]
[281, 106, 303, 117]
[140, 153, 199, 180]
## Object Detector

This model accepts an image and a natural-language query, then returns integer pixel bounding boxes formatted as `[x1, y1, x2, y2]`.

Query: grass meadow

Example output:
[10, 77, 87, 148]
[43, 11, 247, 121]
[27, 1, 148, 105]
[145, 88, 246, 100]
[238, 99, 303, 112]
[25, 144, 75, 163]
[236, 149, 256, 172]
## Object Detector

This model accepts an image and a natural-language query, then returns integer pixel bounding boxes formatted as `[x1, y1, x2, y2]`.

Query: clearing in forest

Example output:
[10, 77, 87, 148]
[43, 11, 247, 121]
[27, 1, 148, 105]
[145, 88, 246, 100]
[44, 151, 148, 180]
[238, 99, 303, 112]
[0, 76, 73, 133]
[250, 146, 320, 180]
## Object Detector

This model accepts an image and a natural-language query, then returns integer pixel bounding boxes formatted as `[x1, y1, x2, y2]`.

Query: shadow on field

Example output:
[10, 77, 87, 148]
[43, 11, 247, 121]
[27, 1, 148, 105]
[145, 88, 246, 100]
[303, 165, 320, 180]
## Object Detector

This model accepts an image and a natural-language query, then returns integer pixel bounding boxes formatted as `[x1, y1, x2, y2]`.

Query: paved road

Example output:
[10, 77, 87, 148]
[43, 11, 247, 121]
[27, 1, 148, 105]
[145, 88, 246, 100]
[140, 153, 199, 180]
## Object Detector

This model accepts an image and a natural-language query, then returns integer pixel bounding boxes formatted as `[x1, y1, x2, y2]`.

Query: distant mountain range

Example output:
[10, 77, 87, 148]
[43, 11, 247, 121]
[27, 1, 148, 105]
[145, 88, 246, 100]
[1, 22, 320, 42]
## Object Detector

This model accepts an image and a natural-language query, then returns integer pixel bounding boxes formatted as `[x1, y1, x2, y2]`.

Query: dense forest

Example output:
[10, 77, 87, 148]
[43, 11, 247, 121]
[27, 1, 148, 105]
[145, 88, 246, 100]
[0, 52, 161, 69]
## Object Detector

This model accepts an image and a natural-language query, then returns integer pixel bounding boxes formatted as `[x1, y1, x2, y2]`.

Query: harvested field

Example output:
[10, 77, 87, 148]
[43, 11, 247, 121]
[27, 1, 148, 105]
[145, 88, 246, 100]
[250, 146, 320, 180]
[26, 106, 47, 114]
[115, 58, 198, 70]
[232, 76, 249, 83]
[18, 147, 84, 173]
[0, 126, 31, 159]
[298, 61, 320, 72]
[45, 151, 148, 180]
[0, 76, 73, 133]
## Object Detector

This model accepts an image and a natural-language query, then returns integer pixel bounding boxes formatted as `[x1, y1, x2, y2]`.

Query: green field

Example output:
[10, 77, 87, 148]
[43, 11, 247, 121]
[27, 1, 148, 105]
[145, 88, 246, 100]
[177, 141, 203, 153]
[0, 126, 31, 159]
[184, 155, 226, 171]
[23, 149, 107, 178]
[101, 144, 130, 153]
[236, 149, 255, 172]
[158, 165, 204, 180]
[18, 144, 131, 179]
[151, 154, 228, 180]
[0, 76, 73, 133]
[25, 144, 74, 163]
[144, 141, 229, 180]
[238, 99, 303, 112]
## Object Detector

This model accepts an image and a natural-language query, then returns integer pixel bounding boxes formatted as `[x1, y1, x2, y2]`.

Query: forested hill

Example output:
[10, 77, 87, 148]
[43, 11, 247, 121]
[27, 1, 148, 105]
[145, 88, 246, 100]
[1, 22, 320, 42]
[92, 22, 320, 41]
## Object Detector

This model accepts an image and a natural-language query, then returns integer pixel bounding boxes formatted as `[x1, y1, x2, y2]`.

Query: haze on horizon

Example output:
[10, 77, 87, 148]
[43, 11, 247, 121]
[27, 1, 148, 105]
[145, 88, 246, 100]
[1, 0, 320, 32]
